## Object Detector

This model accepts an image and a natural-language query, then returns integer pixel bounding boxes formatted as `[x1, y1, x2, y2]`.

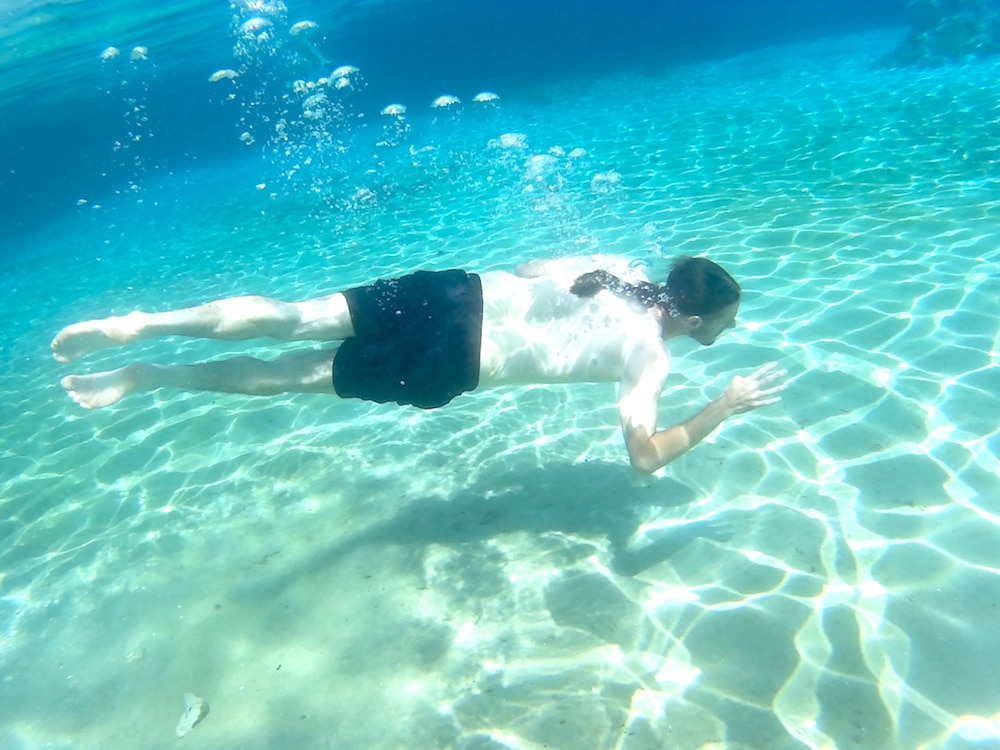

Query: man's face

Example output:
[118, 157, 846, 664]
[689, 301, 739, 346]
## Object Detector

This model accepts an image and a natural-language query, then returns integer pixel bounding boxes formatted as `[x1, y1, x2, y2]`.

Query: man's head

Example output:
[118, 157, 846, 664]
[659, 256, 741, 345]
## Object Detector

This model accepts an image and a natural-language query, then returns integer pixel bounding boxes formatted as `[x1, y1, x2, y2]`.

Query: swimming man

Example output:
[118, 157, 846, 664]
[52, 255, 786, 474]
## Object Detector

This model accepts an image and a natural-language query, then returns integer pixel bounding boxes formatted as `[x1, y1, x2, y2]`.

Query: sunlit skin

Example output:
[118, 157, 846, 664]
[662, 301, 739, 346]
[52, 256, 786, 474]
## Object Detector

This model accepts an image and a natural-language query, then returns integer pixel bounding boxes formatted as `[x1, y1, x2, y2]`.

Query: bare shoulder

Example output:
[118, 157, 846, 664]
[623, 333, 671, 383]
[617, 332, 671, 434]
[513, 255, 650, 284]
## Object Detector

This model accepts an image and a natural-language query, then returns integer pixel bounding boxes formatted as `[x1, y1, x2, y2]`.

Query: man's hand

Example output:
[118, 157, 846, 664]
[720, 362, 788, 415]
[622, 361, 788, 474]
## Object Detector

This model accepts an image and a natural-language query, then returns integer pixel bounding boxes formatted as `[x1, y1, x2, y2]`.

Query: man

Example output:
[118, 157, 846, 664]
[52, 255, 786, 474]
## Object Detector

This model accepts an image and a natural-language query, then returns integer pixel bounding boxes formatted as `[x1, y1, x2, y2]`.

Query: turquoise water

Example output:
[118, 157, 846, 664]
[3, 3, 1000, 748]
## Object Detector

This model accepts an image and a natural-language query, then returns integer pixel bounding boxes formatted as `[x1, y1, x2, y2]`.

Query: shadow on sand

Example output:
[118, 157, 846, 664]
[256, 459, 735, 594]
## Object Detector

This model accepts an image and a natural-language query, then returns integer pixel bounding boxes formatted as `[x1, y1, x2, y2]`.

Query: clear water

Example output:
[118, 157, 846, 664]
[2, 2, 1000, 749]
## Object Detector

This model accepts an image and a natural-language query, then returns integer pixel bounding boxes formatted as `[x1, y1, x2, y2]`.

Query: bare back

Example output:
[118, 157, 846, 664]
[477, 261, 670, 389]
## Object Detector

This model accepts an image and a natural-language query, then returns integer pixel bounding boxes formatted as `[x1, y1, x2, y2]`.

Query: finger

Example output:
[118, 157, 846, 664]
[757, 383, 788, 397]
[753, 374, 786, 391]
[752, 362, 780, 379]
[753, 396, 782, 407]
[756, 368, 788, 386]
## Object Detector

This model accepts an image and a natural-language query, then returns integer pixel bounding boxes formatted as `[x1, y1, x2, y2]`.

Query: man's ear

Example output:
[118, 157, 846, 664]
[685, 315, 703, 331]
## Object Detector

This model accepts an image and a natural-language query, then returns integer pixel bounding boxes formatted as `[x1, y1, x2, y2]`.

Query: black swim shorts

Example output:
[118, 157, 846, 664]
[332, 269, 484, 409]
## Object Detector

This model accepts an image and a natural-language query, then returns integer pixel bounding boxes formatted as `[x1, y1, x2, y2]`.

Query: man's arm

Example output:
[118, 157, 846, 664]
[620, 361, 787, 475]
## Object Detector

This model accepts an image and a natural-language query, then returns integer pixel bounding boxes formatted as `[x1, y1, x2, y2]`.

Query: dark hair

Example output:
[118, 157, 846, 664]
[569, 270, 663, 309]
[665, 256, 741, 316]
[570, 256, 740, 317]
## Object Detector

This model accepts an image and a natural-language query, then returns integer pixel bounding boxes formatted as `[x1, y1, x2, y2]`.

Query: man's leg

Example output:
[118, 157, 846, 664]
[61, 348, 337, 409]
[51, 293, 355, 362]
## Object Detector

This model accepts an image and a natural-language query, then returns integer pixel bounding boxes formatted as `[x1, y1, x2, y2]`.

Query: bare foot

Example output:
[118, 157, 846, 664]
[61, 366, 143, 409]
[51, 313, 142, 362]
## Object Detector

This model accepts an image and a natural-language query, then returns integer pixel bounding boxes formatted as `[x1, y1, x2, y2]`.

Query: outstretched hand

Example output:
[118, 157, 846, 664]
[721, 362, 788, 415]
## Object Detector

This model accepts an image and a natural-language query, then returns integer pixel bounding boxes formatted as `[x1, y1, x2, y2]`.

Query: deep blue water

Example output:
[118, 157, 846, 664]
[1, 0, 905, 242]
